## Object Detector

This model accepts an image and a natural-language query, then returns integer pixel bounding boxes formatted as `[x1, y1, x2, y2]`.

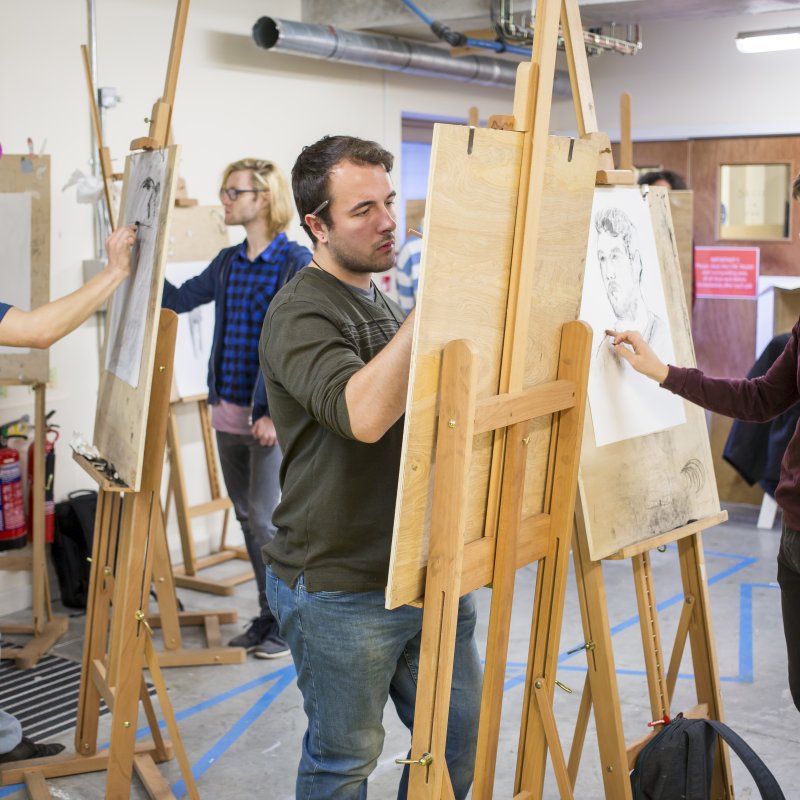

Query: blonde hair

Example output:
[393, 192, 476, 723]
[221, 158, 294, 239]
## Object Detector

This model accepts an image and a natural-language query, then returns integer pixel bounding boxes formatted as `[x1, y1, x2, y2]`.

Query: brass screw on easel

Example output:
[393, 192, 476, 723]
[395, 752, 434, 767]
[135, 610, 154, 636]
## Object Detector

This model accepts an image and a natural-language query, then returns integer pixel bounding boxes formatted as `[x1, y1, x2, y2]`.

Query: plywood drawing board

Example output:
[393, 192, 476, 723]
[578, 186, 721, 560]
[0, 155, 50, 384]
[386, 125, 598, 609]
[94, 145, 180, 489]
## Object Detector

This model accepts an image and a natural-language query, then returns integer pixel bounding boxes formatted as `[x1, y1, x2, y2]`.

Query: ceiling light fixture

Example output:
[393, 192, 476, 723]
[735, 27, 800, 54]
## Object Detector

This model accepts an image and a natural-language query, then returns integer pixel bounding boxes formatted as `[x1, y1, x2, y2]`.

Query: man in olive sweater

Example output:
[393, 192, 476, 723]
[259, 136, 481, 799]
[608, 172, 800, 716]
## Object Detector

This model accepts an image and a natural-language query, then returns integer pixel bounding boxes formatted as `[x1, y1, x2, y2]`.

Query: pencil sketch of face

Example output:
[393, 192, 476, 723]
[595, 208, 643, 320]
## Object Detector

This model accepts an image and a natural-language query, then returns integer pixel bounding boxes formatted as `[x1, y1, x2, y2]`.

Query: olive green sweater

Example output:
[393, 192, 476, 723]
[259, 268, 405, 591]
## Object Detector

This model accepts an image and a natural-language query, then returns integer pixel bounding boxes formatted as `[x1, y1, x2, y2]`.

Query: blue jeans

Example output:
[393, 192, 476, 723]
[0, 710, 22, 754]
[267, 568, 482, 799]
[216, 432, 281, 617]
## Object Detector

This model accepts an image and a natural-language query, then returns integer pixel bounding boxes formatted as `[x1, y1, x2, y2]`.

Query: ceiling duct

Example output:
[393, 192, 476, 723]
[252, 16, 571, 96]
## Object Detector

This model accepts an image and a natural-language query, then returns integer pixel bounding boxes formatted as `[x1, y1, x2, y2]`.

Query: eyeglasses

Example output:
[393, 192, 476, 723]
[219, 188, 267, 202]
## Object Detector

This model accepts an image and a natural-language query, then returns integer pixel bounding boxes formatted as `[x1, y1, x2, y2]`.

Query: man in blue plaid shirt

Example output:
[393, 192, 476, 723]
[163, 159, 310, 658]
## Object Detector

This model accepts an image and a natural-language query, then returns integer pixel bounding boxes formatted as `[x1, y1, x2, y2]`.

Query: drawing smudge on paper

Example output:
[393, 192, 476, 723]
[105, 150, 168, 387]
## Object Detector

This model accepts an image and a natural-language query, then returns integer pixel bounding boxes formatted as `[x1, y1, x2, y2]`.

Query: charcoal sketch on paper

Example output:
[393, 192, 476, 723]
[0, 193, 32, 355]
[104, 150, 167, 387]
[579, 187, 686, 447]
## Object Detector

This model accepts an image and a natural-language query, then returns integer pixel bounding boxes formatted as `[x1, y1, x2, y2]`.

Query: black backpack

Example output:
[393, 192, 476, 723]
[51, 489, 97, 609]
[631, 713, 785, 799]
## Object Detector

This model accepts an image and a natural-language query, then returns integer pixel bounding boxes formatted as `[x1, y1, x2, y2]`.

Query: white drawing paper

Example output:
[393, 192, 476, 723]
[0, 193, 32, 355]
[165, 260, 214, 399]
[579, 187, 686, 447]
[105, 150, 168, 387]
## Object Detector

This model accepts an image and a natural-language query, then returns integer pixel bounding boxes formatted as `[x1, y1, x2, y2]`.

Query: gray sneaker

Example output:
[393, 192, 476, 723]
[228, 615, 273, 651]
[253, 633, 290, 660]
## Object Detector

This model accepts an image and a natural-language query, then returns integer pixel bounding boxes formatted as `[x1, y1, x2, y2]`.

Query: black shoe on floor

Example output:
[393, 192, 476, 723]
[253, 630, 290, 659]
[0, 737, 65, 763]
[228, 614, 273, 650]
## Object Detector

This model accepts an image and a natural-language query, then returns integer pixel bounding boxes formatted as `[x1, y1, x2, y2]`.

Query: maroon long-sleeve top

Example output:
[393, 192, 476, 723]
[662, 321, 800, 529]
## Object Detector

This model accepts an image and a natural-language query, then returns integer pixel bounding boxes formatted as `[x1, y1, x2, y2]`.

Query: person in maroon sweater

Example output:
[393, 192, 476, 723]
[607, 172, 800, 712]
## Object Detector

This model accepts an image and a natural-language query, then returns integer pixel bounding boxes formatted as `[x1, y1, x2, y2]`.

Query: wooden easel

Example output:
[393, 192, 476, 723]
[164, 396, 252, 596]
[0, 383, 68, 670]
[0, 153, 67, 670]
[0, 313, 199, 799]
[406, 325, 592, 799]
[395, 0, 616, 796]
[145, 488, 245, 667]
[568, 510, 734, 798]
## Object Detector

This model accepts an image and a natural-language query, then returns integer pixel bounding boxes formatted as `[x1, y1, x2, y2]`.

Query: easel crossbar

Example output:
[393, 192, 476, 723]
[474, 379, 577, 435]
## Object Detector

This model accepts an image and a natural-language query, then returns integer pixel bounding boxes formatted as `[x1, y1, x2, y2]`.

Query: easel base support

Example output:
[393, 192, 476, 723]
[0, 616, 69, 669]
[0, 739, 174, 787]
[147, 609, 245, 666]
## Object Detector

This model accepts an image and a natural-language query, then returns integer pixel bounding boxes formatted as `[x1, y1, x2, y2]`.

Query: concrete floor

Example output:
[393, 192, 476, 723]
[0, 502, 796, 799]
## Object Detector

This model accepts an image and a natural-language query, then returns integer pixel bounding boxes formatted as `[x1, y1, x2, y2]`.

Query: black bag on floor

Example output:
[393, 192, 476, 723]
[51, 489, 97, 609]
[631, 713, 785, 799]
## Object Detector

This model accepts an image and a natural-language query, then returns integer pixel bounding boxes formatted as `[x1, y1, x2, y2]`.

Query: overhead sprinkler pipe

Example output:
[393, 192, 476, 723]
[251, 16, 572, 96]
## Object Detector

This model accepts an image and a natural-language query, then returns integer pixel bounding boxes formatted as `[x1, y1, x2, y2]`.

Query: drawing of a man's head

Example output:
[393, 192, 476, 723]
[595, 207, 643, 320]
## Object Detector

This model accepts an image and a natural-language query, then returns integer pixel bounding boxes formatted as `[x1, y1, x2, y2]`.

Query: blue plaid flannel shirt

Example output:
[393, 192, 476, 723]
[217, 237, 287, 406]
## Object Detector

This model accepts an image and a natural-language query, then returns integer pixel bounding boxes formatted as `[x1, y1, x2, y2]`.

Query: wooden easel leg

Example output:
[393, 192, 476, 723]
[678, 533, 734, 799]
[515, 322, 591, 797]
[567, 675, 591, 787]
[147, 503, 245, 667]
[76, 490, 121, 757]
[167, 409, 198, 577]
[143, 638, 200, 799]
[31, 383, 46, 636]
[532, 678, 573, 799]
[167, 398, 249, 595]
[632, 552, 671, 721]
[666, 593, 695, 700]
[150, 503, 185, 653]
[10, 384, 69, 670]
[571, 511, 632, 799]
[472, 424, 529, 800]
[407, 340, 478, 800]
[104, 490, 158, 797]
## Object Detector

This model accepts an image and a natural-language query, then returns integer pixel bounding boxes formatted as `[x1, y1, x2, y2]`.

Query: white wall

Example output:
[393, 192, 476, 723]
[2, 1, 799, 611]
[552, 8, 800, 140]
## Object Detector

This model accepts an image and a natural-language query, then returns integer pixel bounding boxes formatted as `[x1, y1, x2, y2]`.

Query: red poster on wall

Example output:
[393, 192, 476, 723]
[694, 246, 760, 299]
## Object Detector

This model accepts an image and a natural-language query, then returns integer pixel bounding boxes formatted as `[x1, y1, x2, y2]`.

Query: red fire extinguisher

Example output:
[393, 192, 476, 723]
[0, 415, 29, 551]
[0, 447, 27, 550]
[27, 421, 59, 545]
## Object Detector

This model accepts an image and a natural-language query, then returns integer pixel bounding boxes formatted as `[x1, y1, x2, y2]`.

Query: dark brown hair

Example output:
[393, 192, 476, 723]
[292, 136, 393, 241]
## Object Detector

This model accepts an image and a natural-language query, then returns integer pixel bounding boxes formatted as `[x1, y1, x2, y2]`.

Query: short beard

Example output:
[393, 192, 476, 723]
[328, 238, 396, 275]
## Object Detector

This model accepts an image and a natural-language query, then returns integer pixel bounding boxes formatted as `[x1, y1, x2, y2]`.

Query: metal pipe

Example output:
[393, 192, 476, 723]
[251, 17, 571, 97]
[489, 0, 642, 56]
[87, 0, 105, 257]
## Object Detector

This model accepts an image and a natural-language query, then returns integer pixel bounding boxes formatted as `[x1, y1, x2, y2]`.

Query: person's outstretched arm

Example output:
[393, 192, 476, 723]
[0, 225, 136, 349]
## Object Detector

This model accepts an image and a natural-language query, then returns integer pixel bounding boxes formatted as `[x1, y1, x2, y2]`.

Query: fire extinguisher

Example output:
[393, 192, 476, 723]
[27, 412, 59, 545]
[0, 415, 29, 551]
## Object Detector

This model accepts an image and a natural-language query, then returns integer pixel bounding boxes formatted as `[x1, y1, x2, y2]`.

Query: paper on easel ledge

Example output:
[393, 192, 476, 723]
[62, 169, 104, 204]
